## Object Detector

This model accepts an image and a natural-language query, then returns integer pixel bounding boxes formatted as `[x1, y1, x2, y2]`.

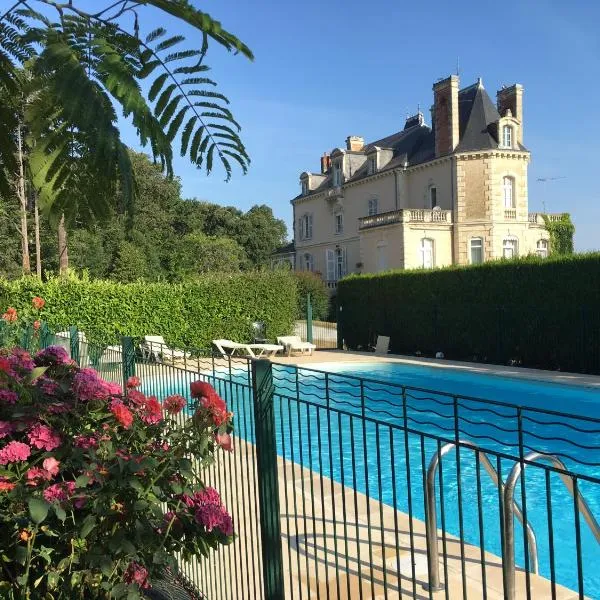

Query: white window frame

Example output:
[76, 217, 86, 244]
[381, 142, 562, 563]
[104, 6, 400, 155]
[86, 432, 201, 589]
[335, 247, 346, 280]
[503, 176, 515, 209]
[300, 213, 313, 240]
[536, 239, 549, 258]
[470, 237, 483, 264]
[302, 253, 313, 271]
[429, 186, 438, 209]
[368, 197, 378, 216]
[502, 125, 513, 149]
[420, 238, 434, 269]
[368, 156, 377, 175]
[502, 237, 518, 259]
[332, 161, 342, 187]
[334, 212, 344, 235]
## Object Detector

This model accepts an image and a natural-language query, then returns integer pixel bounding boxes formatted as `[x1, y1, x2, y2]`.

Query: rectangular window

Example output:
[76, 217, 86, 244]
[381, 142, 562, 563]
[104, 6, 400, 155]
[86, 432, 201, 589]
[301, 214, 313, 240]
[429, 187, 437, 209]
[470, 238, 483, 264]
[301, 180, 308, 195]
[503, 238, 517, 259]
[332, 162, 342, 187]
[503, 125, 512, 148]
[334, 213, 343, 234]
[536, 239, 548, 258]
[420, 238, 434, 269]
[368, 157, 377, 175]
[368, 198, 378, 216]
[503, 177, 514, 209]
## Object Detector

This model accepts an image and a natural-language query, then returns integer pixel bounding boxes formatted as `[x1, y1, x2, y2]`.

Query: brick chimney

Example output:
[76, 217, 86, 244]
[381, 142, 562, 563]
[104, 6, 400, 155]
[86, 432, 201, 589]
[432, 75, 460, 157]
[320, 152, 331, 174]
[497, 84, 523, 144]
[345, 136, 364, 152]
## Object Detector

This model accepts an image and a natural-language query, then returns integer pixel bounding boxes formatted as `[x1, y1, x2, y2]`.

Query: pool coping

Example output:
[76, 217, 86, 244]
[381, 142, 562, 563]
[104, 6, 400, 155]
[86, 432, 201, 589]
[274, 350, 600, 390]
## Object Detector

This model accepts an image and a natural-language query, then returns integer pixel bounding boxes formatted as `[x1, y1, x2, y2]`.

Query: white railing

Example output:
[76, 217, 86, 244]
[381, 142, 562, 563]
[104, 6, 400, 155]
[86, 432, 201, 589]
[358, 208, 452, 230]
[528, 212, 568, 225]
[504, 209, 517, 220]
[325, 280, 338, 290]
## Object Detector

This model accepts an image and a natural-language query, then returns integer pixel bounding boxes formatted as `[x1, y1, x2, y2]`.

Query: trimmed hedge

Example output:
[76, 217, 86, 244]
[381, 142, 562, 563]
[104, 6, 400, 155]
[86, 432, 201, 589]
[338, 253, 600, 374]
[0, 272, 297, 348]
[294, 271, 330, 321]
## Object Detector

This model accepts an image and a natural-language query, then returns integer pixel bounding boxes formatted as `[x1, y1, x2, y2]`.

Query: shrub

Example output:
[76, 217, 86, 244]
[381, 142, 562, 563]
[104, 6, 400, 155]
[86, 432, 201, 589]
[0, 336, 234, 598]
[337, 253, 600, 374]
[0, 271, 297, 347]
[294, 272, 329, 321]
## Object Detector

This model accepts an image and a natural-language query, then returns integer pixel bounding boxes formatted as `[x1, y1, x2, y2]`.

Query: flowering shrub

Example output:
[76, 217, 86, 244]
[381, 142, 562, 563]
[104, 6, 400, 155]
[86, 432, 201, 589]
[0, 343, 234, 599]
[0, 297, 45, 352]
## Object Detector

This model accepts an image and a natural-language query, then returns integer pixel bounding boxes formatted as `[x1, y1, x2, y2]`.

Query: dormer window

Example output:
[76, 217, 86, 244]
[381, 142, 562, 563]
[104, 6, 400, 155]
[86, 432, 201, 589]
[332, 162, 342, 187]
[301, 180, 308, 195]
[502, 125, 513, 149]
[368, 156, 377, 175]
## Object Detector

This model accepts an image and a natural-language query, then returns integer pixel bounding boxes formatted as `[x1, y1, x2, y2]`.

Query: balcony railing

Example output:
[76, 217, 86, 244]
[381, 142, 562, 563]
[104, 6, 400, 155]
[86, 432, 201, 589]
[504, 209, 517, 220]
[359, 208, 452, 230]
[528, 212, 568, 225]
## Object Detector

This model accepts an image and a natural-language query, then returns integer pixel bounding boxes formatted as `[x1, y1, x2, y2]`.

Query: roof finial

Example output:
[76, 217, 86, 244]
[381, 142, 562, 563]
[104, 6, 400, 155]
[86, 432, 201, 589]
[477, 77, 483, 88]
[456, 56, 460, 77]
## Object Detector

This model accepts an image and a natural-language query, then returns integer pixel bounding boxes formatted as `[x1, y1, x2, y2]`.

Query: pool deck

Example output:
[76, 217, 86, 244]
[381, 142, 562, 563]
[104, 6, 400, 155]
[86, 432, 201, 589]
[272, 349, 600, 389]
[189, 438, 585, 600]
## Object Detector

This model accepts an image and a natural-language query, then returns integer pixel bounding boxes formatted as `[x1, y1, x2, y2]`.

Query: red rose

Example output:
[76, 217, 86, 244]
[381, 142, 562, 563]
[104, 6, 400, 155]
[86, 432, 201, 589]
[190, 380, 217, 399]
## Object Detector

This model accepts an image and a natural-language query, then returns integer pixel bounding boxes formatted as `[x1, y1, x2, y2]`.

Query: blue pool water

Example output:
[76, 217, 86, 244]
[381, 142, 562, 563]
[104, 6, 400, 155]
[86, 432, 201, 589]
[149, 361, 600, 597]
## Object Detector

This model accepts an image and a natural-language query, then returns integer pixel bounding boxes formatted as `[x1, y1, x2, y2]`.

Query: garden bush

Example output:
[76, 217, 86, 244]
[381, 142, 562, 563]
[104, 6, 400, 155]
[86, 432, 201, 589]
[294, 272, 330, 321]
[337, 253, 600, 374]
[0, 271, 297, 347]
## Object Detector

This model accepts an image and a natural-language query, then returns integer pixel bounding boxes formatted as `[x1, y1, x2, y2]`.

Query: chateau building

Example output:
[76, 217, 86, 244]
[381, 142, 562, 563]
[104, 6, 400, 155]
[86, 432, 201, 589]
[290, 75, 560, 288]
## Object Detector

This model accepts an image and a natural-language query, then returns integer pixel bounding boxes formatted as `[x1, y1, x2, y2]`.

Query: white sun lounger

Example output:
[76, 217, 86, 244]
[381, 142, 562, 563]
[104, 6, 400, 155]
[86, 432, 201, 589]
[276, 336, 316, 357]
[142, 335, 191, 363]
[213, 339, 282, 358]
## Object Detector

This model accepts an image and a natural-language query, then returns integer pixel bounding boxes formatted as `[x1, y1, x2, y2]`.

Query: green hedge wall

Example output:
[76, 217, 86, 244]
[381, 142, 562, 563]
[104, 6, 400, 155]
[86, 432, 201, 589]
[337, 253, 600, 374]
[0, 272, 297, 348]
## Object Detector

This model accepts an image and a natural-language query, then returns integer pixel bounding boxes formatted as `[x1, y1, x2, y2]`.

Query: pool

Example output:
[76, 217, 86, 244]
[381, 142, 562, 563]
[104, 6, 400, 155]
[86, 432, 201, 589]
[148, 360, 600, 597]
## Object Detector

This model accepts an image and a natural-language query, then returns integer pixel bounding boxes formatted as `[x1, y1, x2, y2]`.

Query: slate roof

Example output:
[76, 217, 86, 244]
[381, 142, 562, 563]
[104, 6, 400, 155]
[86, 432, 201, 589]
[295, 81, 527, 200]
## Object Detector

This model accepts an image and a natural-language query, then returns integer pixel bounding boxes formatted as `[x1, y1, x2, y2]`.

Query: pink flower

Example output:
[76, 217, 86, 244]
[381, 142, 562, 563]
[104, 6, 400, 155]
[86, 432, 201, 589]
[124, 562, 149, 589]
[140, 396, 163, 425]
[190, 380, 216, 399]
[32, 296, 45, 310]
[195, 503, 223, 532]
[110, 400, 134, 429]
[73, 435, 98, 449]
[127, 390, 146, 406]
[34, 345, 71, 366]
[37, 376, 60, 396]
[193, 487, 222, 506]
[43, 457, 60, 476]
[163, 394, 186, 415]
[0, 477, 15, 492]
[0, 441, 31, 465]
[126, 376, 141, 389]
[215, 432, 233, 452]
[43, 481, 75, 503]
[72, 368, 110, 401]
[0, 421, 14, 439]
[28, 423, 61, 451]
[0, 389, 18, 405]
[26, 467, 52, 486]
[218, 506, 234, 536]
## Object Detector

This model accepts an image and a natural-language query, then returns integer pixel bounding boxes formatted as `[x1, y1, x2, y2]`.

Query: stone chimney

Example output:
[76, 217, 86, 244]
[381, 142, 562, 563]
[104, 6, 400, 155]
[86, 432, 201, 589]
[432, 75, 460, 157]
[320, 152, 331, 174]
[497, 84, 523, 144]
[345, 136, 364, 152]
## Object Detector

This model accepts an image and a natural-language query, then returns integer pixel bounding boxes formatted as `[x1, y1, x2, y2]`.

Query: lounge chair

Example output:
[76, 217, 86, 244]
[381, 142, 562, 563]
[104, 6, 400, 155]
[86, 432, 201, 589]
[276, 336, 316, 357]
[213, 339, 282, 358]
[142, 335, 191, 363]
[371, 335, 390, 355]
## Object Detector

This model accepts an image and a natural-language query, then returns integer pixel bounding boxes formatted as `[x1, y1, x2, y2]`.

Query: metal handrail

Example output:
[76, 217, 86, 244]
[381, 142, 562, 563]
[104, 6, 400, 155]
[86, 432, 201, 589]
[503, 451, 600, 599]
[425, 440, 539, 591]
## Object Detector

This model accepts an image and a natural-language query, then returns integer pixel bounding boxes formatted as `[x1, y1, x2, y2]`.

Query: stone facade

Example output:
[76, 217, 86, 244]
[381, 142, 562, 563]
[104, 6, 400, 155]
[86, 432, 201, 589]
[290, 75, 560, 287]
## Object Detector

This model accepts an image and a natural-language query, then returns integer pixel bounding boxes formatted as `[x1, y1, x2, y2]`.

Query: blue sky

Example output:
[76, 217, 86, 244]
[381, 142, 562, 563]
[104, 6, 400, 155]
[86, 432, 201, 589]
[123, 0, 600, 250]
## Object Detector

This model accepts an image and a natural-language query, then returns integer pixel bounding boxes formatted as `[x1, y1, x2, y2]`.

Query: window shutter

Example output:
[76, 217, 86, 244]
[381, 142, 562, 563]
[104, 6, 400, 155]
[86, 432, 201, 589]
[342, 247, 347, 276]
[308, 214, 313, 239]
[326, 249, 335, 281]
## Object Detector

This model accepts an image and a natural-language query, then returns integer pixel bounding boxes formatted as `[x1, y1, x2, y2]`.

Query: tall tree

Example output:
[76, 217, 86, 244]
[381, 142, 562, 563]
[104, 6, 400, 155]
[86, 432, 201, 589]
[0, 2, 252, 222]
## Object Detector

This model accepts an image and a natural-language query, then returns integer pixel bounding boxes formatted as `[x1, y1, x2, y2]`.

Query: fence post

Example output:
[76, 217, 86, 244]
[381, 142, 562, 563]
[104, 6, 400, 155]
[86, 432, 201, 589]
[251, 359, 285, 600]
[121, 336, 136, 389]
[39, 322, 51, 350]
[69, 326, 80, 364]
[306, 293, 313, 344]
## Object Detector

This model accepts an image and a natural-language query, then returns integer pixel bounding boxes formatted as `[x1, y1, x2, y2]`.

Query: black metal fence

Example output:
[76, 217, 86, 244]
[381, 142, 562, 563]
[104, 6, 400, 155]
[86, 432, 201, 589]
[34, 330, 600, 599]
[295, 319, 338, 350]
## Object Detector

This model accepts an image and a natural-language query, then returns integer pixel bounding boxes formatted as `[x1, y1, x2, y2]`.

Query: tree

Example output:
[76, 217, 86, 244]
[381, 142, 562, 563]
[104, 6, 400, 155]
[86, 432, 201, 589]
[0, 2, 252, 222]
[237, 205, 287, 266]
[173, 234, 247, 277]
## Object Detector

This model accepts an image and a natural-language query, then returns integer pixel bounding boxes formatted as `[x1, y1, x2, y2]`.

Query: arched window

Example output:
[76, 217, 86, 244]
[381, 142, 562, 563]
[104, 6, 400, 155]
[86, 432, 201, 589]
[420, 238, 434, 269]
[503, 237, 518, 259]
[502, 125, 513, 148]
[536, 239, 549, 258]
[470, 237, 483, 264]
[303, 253, 313, 271]
[503, 176, 515, 209]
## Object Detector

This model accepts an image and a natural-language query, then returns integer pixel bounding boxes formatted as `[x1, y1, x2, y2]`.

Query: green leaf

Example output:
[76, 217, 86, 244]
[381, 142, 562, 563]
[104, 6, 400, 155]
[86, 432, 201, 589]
[80, 515, 96, 539]
[53, 505, 66, 523]
[28, 497, 49, 524]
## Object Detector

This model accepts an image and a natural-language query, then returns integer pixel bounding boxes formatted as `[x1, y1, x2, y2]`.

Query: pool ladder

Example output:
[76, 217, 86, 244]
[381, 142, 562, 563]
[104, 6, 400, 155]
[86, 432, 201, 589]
[424, 440, 600, 599]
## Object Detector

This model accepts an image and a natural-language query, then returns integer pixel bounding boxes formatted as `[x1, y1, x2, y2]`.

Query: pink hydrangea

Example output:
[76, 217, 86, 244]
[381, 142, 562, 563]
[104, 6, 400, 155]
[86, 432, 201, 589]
[34, 345, 71, 367]
[139, 396, 162, 425]
[71, 368, 109, 402]
[73, 435, 98, 449]
[0, 389, 18, 405]
[26, 467, 53, 486]
[43, 457, 60, 476]
[193, 487, 222, 506]
[28, 423, 61, 451]
[43, 481, 75, 503]
[124, 562, 149, 589]
[9, 348, 35, 373]
[194, 503, 223, 532]
[0, 421, 14, 439]
[0, 441, 31, 465]
[37, 376, 60, 397]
